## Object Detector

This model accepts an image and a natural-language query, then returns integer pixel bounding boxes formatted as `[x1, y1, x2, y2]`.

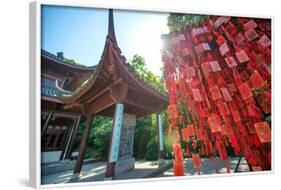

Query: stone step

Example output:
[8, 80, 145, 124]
[41, 158, 101, 176]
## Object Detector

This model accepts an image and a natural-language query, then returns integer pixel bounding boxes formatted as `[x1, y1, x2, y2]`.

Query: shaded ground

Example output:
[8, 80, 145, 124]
[41, 160, 172, 185]
[41, 161, 107, 184]
[41, 157, 250, 185]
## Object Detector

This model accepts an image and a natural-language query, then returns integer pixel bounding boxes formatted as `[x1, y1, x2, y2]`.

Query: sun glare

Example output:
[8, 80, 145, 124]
[132, 16, 169, 76]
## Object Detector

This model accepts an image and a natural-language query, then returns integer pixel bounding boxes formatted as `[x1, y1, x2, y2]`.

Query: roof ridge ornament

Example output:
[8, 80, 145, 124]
[108, 9, 117, 45]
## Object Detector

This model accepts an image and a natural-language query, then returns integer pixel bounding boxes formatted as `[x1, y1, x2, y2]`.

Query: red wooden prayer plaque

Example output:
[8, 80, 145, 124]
[252, 166, 262, 171]
[240, 70, 250, 81]
[236, 50, 250, 63]
[228, 83, 237, 93]
[177, 33, 186, 41]
[231, 109, 241, 122]
[201, 107, 209, 118]
[208, 114, 222, 133]
[225, 56, 238, 67]
[217, 140, 228, 161]
[176, 56, 185, 66]
[201, 62, 212, 78]
[182, 47, 190, 57]
[192, 28, 199, 36]
[195, 128, 203, 140]
[192, 88, 203, 101]
[244, 20, 258, 30]
[219, 102, 230, 115]
[181, 128, 189, 141]
[186, 143, 191, 157]
[195, 44, 204, 54]
[210, 85, 222, 100]
[257, 35, 271, 49]
[171, 36, 179, 45]
[186, 66, 196, 78]
[260, 92, 271, 114]
[190, 79, 201, 88]
[213, 16, 228, 29]
[210, 61, 221, 72]
[173, 142, 184, 161]
[168, 104, 178, 119]
[238, 82, 253, 101]
[216, 35, 226, 46]
[203, 26, 209, 33]
[192, 154, 202, 169]
[220, 124, 227, 135]
[235, 33, 245, 46]
[245, 29, 258, 41]
[254, 150, 262, 166]
[247, 122, 256, 134]
[250, 72, 264, 90]
[202, 43, 211, 51]
[254, 122, 271, 143]
[220, 87, 232, 101]
[219, 42, 229, 56]
[173, 161, 185, 176]
[186, 124, 195, 136]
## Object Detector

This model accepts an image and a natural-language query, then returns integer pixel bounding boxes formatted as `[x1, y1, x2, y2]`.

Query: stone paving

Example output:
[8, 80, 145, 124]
[41, 161, 107, 184]
[41, 157, 250, 185]
[163, 157, 250, 177]
[41, 160, 172, 185]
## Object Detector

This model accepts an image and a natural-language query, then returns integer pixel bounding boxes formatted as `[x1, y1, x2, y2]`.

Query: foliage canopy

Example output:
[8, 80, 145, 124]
[129, 55, 166, 93]
[167, 13, 209, 32]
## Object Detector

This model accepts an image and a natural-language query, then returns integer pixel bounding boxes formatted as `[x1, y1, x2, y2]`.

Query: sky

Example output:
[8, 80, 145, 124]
[41, 5, 169, 76]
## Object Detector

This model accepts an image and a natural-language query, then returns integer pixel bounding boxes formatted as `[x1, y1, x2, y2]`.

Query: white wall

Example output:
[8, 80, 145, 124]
[41, 151, 62, 163]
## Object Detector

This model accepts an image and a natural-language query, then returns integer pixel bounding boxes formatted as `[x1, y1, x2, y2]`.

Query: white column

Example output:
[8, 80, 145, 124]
[158, 114, 164, 152]
[109, 103, 124, 163]
[105, 103, 124, 178]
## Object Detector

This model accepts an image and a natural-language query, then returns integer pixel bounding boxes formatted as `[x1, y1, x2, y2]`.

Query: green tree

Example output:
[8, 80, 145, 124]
[167, 13, 209, 32]
[88, 116, 112, 159]
[73, 116, 112, 160]
[129, 55, 170, 160]
[64, 57, 86, 67]
[129, 55, 166, 93]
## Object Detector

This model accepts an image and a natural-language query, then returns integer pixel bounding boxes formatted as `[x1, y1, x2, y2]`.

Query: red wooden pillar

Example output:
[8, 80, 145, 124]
[71, 114, 94, 178]
[105, 103, 124, 178]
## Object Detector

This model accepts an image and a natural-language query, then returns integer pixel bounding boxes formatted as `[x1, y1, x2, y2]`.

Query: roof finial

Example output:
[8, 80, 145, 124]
[108, 9, 117, 44]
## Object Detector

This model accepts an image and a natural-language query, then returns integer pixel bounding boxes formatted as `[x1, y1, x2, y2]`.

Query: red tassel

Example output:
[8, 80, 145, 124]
[201, 142, 205, 155]
[186, 143, 191, 157]
[210, 155, 214, 163]
[216, 168, 219, 173]
[226, 163, 230, 173]
[174, 161, 185, 176]
[162, 18, 271, 176]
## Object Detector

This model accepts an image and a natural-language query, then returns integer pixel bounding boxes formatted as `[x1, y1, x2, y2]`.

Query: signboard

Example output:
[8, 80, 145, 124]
[109, 103, 124, 163]
[158, 114, 164, 151]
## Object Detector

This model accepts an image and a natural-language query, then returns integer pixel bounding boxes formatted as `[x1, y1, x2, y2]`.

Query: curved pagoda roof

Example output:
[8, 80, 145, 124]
[54, 9, 168, 117]
[41, 49, 97, 72]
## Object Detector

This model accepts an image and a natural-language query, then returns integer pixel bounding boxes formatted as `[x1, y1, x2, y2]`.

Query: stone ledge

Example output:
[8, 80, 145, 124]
[143, 160, 173, 178]
[115, 157, 135, 175]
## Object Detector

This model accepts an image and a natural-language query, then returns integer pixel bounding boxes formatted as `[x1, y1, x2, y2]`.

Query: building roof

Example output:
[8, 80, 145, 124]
[51, 9, 168, 117]
[42, 81, 58, 98]
[41, 49, 97, 71]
